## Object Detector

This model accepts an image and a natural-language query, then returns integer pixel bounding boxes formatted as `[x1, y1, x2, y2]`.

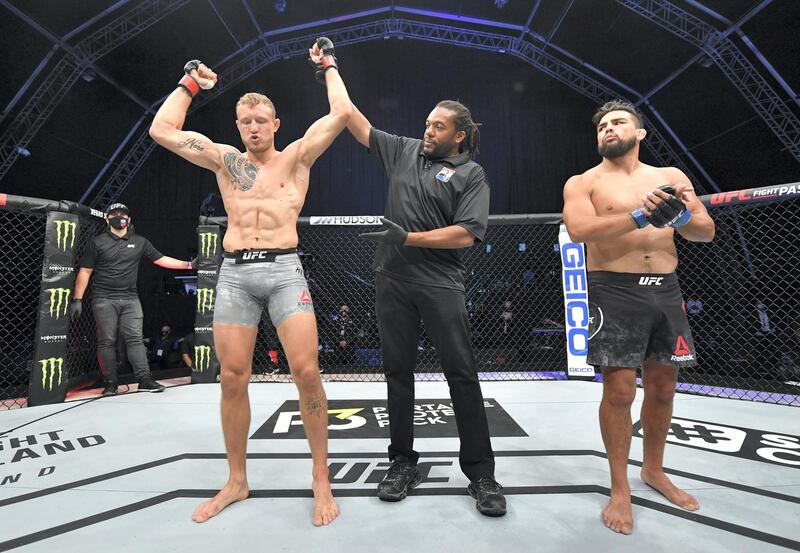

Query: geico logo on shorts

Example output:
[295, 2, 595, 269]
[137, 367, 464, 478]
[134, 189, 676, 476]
[45, 288, 71, 319]
[39, 357, 64, 391]
[53, 220, 76, 251]
[196, 288, 214, 313]
[194, 345, 212, 372]
[638, 276, 663, 286]
[200, 232, 218, 257]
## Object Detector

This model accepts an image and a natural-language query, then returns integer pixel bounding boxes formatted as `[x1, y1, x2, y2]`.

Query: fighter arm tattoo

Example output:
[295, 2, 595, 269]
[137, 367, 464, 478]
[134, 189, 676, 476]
[177, 137, 205, 151]
[223, 152, 258, 191]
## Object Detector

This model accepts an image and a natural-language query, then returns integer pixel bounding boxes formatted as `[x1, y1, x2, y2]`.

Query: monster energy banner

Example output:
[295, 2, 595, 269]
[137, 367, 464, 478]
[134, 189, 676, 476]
[29, 212, 80, 406]
[193, 225, 221, 383]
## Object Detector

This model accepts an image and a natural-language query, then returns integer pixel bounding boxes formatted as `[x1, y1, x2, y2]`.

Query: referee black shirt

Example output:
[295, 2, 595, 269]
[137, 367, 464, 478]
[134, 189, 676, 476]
[79, 228, 163, 299]
[368, 127, 490, 291]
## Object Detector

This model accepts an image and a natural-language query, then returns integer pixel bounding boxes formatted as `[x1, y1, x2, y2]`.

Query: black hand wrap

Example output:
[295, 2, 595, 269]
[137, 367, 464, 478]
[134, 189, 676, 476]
[309, 37, 338, 85]
[649, 185, 689, 228]
[178, 60, 204, 97]
[359, 218, 408, 246]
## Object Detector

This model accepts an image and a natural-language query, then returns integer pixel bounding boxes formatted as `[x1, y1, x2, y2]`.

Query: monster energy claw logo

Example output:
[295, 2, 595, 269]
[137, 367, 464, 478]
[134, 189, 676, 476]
[194, 345, 212, 371]
[39, 357, 64, 390]
[197, 288, 215, 313]
[200, 232, 218, 257]
[46, 288, 71, 319]
[54, 220, 77, 251]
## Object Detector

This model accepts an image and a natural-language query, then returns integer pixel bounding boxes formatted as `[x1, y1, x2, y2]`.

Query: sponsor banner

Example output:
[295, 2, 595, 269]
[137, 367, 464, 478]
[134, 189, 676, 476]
[558, 224, 595, 379]
[633, 416, 800, 469]
[193, 225, 221, 383]
[309, 215, 384, 226]
[703, 182, 800, 208]
[29, 212, 80, 406]
[251, 398, 528, 439]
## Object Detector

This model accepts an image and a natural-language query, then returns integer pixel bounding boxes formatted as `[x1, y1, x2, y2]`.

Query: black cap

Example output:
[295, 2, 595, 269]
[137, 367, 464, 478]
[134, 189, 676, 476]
[106, 203, 130, 215]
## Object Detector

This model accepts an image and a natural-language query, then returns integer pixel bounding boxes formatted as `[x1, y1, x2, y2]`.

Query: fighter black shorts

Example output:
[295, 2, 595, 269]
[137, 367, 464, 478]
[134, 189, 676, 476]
[586, 271, 697, 369]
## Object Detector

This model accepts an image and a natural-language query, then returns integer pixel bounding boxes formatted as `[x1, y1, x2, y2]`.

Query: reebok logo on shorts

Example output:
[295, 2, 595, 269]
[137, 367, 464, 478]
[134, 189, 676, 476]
[298, 290, 312, 304]
[671, 335, 694, 362]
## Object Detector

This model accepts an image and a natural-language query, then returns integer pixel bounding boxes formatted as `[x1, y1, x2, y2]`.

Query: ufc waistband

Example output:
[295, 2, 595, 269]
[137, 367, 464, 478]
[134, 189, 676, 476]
[224, 248, 297, 264]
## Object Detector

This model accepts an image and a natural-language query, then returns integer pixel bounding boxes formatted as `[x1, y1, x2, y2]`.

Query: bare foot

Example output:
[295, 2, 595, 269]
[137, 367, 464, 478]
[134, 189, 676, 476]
[191, 480, 250, 523]
[602, 493, 633, 535]
[312, 477, 340, 526]
[641, 469, 700, 511]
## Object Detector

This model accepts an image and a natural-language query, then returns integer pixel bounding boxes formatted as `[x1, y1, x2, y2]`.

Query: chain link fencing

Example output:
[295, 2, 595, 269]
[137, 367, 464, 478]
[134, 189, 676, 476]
[2, 197, 798, 409]
[676, 199, 800, 404]
[0, 200, 105, 409]
[250, 215, 567, 381]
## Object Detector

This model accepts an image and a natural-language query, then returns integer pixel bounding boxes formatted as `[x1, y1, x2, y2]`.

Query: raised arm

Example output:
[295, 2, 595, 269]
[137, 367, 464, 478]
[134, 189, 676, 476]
[562, 176, 639, 243]
[296, 39, 353, 168]
[148, 61, 226, 173]
[347, 103, 372, 148]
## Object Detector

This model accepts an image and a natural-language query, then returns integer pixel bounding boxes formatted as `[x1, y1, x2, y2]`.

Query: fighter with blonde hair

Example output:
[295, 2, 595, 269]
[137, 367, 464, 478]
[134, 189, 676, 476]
[149, 39, 351, 526]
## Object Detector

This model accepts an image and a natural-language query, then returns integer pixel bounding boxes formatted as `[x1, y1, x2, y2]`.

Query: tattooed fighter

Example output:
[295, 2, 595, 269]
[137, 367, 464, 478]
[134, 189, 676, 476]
[149, 40, 351, 526]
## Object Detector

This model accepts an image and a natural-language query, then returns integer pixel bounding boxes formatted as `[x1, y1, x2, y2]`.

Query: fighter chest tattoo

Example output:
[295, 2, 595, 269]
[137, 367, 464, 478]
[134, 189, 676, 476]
[223, 152, 258, 191]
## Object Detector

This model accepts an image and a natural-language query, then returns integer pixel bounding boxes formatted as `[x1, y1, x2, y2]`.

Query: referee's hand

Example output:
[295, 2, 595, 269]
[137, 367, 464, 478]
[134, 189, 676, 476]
[359, 218, 408, 246]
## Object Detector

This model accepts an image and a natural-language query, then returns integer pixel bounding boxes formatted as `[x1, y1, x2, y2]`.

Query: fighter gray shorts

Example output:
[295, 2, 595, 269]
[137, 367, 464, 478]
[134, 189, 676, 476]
[213, 250, 314, 328]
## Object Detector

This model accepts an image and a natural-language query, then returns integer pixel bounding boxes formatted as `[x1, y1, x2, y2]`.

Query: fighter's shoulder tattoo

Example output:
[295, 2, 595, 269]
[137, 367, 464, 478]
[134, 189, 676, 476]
[223, 151, 258, 191]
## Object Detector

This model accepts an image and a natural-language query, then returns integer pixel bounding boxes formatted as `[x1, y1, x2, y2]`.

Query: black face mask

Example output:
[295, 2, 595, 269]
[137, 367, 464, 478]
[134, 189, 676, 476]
[109, 216, 129, 230]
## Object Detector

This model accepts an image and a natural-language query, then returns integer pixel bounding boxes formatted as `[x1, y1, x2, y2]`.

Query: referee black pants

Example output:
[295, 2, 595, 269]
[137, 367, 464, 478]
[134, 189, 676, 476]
[375, 273, 495, 481]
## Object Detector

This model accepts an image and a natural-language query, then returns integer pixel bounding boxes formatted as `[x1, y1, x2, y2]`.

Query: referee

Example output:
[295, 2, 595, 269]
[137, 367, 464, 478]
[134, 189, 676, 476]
[346, 100, 506, 516]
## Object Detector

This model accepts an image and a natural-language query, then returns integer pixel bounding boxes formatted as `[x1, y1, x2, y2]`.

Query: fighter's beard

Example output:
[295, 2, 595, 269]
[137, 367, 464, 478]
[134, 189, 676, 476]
[598, 136, 636, 159]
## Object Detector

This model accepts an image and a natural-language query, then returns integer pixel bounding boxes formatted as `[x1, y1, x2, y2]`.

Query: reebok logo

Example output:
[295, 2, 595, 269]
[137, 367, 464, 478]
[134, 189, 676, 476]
[671, 335, 694, 361]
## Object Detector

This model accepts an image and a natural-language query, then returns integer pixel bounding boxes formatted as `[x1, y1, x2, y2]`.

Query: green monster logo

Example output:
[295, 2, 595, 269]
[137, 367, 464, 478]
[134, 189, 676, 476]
[200, 232, 218, 258]
[54, 220, 77, 251]
[46, 288, 71, 319]
[197, 288, 215, 313]
[194, 345, 212, 372]
[39, 357, 64, 390]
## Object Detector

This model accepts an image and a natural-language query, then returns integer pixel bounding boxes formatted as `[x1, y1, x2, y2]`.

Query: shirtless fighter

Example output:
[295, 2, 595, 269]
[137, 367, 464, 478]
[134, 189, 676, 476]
[562, 100, 715, 534]
[149, 39, 351, 526]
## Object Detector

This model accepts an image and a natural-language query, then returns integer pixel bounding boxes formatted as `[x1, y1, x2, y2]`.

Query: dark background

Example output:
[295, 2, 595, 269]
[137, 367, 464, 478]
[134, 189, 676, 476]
[1, 0, 798, 336]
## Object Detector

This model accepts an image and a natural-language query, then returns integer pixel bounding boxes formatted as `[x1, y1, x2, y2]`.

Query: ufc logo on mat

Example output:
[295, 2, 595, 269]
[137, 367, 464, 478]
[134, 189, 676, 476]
[638, 276, 663, 286]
